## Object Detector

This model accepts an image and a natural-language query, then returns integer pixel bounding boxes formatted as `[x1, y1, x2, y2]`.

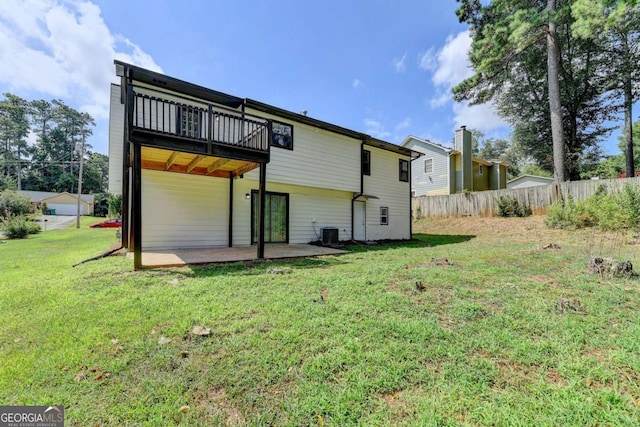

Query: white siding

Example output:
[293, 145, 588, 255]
[231, 179, 353, 245]
[244, 109, 361, 192]
[108, 84, 124, 194]
[363, 146, 411, 240]
[141, 170, 229, 250]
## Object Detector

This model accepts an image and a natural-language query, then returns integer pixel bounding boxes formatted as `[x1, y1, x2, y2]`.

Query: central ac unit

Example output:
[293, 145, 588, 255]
[321, 227, 339, 245]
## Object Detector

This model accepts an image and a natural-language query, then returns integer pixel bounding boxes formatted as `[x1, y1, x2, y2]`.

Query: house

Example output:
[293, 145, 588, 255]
[507, 174, 554, 189]
[401, 127, 508, 196]
[109, 61, 420, 269]
[17, 190, 95, 215]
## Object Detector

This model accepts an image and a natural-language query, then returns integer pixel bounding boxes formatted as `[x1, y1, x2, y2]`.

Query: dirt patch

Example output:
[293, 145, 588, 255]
[194, 387, 244, 426]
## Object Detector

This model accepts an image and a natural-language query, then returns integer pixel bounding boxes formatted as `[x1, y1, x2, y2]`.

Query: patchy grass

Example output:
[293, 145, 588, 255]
[1, 216, 640, 426]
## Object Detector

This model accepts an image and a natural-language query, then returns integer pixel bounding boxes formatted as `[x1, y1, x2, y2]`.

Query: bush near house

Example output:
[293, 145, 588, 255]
[1, 215, 41, 239]
[0, 190, 32, 218]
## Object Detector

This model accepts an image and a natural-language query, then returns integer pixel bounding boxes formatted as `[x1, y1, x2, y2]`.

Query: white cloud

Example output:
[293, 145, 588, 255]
[431, 32, 474, 88]
[452, 102, 507, 132]
[352, 78, 363, 89]
[417, 47, 437, 72]
[395, 117, 411, 130]
[364, 118, 391, 140]
[423, 30, 508, 134]
[391, 54, 407, 73]
[0, 0, 161, 125]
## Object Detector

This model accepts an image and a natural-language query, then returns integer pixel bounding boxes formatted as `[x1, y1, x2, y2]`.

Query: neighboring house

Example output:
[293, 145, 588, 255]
[507, 174, 554, 189]
[17, 190, 95, 215]
[401, 127, 508, 196]
[109, 61, 420, 268]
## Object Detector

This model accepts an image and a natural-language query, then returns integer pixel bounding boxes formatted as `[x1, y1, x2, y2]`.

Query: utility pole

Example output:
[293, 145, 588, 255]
[76, 131, 85, 229]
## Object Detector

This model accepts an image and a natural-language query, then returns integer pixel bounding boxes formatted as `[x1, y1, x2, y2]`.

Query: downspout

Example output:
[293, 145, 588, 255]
[409, 155, 413, 239]
[351, 139, 366, 240]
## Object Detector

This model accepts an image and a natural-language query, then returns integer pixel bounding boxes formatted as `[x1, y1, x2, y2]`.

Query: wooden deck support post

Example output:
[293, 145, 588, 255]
[133, 141, 142, 270]
[257, 162, 267, 259]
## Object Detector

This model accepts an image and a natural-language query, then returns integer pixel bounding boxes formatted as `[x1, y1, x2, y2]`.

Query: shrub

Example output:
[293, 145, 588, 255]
[545, 184, 640, 231]
[2, 216, 41, 239]
[615, 184, 640, 229]
[0, 190, 32, 218]
[496, 196, 532, 217]
[545, 196, 585, 229]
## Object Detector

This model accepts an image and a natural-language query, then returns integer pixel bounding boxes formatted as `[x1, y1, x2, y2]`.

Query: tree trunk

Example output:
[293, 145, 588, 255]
[547, 0, 566, 182]
[623, 34, 635, 178]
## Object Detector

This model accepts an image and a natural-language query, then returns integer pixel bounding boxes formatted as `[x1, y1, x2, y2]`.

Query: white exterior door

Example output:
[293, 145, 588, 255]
[353, 200, 366, 241]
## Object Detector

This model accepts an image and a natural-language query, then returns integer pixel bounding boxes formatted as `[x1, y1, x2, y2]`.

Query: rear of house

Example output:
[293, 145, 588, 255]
[109, 62, 418, 265]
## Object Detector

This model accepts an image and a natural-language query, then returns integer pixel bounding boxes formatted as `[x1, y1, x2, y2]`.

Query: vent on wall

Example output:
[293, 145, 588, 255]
[321, 227, 339, 245]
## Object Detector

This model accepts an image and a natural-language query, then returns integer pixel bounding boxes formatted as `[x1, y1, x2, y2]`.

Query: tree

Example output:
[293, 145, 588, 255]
[572, 0, 640, 178]
[0, 94, 30, 189]
[454, 0, 615, 181]
[547, 0, 566, 182]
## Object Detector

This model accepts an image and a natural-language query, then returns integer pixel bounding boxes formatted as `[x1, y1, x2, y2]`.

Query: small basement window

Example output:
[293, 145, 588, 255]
[380, 207, 389, 225]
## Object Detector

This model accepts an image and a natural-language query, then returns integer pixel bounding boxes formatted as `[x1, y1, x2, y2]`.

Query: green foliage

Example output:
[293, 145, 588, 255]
[108, 193, 122, 217]
[0, 175, 17, 191]
[496, 195, 532, 217]
[521, 163, 553, 178]
[0, 190, 32, 218]
[546, 184, 640, 230]
[1, 215, 41, 239]
[93, 193, 109, 217]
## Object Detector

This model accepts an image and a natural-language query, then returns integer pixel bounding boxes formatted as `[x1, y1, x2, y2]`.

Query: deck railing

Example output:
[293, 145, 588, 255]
[131, 90, 270, 152]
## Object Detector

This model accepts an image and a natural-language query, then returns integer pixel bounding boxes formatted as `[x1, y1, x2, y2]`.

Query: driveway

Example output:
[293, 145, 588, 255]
[35, 215, 77, 231]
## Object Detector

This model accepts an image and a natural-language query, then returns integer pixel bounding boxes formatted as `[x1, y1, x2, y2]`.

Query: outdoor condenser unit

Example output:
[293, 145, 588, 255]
[321, 227, 339, 245]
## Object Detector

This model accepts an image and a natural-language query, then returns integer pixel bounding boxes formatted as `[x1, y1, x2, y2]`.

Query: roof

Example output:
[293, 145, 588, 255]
[17, 190, 95, 203]
[116, 60, 419, 159]
[507, 174, 554, 184]
[400, 135, 453, 154]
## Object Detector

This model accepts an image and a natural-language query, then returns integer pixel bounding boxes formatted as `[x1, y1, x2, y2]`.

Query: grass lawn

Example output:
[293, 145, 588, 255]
[1, 215, 639, 426]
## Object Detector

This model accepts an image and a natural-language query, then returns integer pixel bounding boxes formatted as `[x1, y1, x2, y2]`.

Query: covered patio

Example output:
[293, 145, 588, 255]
[130, 244, 349, 269]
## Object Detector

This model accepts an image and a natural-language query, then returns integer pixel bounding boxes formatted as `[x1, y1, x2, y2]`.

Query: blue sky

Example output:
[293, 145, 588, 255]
[0, 0, 628, 156]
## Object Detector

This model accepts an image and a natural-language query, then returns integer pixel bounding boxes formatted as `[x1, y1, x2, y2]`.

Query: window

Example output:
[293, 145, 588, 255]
[399, 159, 409, 182]
[271, 120, 294, 150]
[362, 150, 371, 176]
[479, 164, 484, 175]
[177, 105, 203, 139]
[380, 207, 389, 225]
[424, 158, 433, 174]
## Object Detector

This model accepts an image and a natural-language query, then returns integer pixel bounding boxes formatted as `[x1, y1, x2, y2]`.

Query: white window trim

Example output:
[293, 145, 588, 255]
[424, 158, 433, 174]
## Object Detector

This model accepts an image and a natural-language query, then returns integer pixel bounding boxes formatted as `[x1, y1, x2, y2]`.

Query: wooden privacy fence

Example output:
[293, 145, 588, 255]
[412, 176, 640, 218]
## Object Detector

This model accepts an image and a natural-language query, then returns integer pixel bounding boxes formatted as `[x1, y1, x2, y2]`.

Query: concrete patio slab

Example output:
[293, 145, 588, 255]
[129, 244, 349, 268]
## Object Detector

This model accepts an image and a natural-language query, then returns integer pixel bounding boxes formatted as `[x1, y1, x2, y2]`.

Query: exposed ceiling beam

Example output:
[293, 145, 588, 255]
[207, 158, 231, 175]
[233, 162, 259, 176]
[186, 155, 205, 173]
[165, 152, 179, 170]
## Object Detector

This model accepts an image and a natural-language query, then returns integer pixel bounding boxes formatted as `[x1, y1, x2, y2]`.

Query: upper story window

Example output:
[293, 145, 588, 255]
[362, 150, 371, 176]
[177, 105, 203, 139]
[271, 120, 293, 150]
[424, 158, 433, 174]
[479, 164, 484, 175]
[399, 159, 409, 182]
